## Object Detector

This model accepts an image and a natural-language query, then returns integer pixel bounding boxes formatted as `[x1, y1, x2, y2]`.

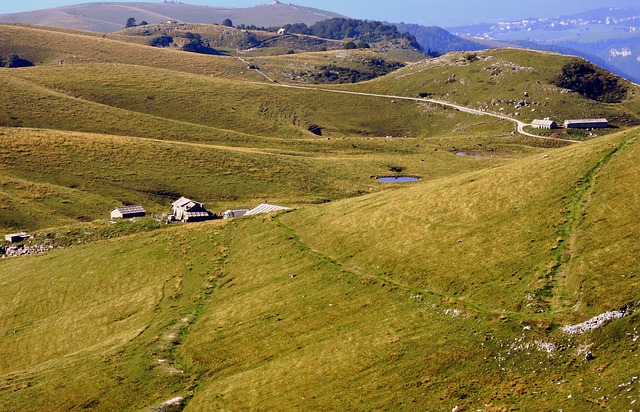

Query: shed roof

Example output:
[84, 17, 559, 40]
[532, 119, 556, 126]
[564, 118, 608, 124]
[112, 205, 146, 214]
[172, 197, 193, 208]
[246, 203, 291, 216]
[183, 211, 212, 218]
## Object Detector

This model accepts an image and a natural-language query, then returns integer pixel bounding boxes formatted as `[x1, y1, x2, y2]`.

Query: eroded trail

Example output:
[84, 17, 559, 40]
[547, 134, 638, 314]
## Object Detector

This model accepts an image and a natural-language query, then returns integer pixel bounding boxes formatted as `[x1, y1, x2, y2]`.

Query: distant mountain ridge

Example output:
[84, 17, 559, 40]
[0, 2, 346, 33]
[394, 24, 487, 55]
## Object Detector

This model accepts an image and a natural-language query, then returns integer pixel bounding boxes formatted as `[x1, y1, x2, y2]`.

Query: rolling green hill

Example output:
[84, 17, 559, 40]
[1, 129, 638, 411]
[0, 16, 639, 412]
[0, 2, 346, 33]
[359, 48, 640, 127]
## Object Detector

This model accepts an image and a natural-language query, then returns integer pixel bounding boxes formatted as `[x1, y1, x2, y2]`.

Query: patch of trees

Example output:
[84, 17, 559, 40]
[148, 32, 221, 55]
[283, 18, 422, 50]
[310, 59, 405, 84]
[125, 17, 148, 28]
[0, 54, 33, 68]
[181, 32, 221, 55]
[552, 60, 629, 103]
[149, 35, 173, 47]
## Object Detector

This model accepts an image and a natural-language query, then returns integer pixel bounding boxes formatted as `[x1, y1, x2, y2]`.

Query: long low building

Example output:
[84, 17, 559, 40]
[111, 205, 146, 219]
[564, 118, 609, 129]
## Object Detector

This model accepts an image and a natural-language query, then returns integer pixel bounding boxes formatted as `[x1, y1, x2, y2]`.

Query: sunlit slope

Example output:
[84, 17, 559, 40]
[281, 128, 640, 318]
[1, 62, 503, 141]
[559, 133, 640, 318]
[0, 125, 529, 232]
[359, 49, 640, 126]
[0, 134, 637, 410]
[0, 24, 260, 79]
[0, 127, 366, 230]
[0, 224, 227, 411]
[182, 216, 500, 411]
[0, 173, 115, 230]
[182, 210, 638, 411]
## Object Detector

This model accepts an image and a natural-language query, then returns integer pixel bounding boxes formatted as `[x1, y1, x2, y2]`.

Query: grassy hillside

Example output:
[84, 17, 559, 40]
[0, 223, 228, 411]
[0, 129, 637, 411]
[281, 130, 638, 317]
[0, 24, 261, 79]
[0, 124, 537, 232]
[360, 48, 640, 127]
[0, 2, 346, 33]
[0, 19, 639, 411]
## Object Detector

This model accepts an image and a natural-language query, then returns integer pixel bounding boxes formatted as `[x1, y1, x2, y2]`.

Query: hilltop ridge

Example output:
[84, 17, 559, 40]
[0, 2, 346, 33]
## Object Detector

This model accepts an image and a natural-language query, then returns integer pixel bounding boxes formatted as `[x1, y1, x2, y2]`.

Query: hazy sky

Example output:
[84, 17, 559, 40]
[1, 0, 639, 27]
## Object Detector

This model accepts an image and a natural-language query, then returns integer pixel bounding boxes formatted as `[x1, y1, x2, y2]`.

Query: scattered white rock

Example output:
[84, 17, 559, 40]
[562, 310, 628, 335]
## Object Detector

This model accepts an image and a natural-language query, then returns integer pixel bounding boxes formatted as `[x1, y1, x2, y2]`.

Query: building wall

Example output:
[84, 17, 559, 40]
[564, 121, 608, 129]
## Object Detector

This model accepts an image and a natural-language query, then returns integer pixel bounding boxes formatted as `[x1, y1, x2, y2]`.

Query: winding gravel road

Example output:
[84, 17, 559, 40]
[260, 82, 582, 143]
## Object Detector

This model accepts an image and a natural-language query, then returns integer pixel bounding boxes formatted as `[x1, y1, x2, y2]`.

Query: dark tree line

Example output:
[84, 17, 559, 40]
[282, 18, 422, 50]
[237, 18, 421, 51]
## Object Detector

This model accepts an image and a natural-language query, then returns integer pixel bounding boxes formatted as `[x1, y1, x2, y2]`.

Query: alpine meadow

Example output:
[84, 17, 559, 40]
[0, 2, 639, 411]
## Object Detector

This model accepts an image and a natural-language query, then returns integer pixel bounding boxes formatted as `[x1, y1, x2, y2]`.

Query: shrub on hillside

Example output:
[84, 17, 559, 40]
[0, 54, 33, 68]
[149, 35, 174, 47]
[552, 60, 629, 103]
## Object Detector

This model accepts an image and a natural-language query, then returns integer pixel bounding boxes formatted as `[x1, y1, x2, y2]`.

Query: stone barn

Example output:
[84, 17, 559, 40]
[172, 197, 214, 222]
[531, 118, 557, 129]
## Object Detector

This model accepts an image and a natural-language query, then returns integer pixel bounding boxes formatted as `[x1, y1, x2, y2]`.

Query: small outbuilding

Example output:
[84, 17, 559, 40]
[5, 232, 30, 243]
[223, 209, 249, 219]
[245, 203, 290, 216]
[172, 197, 215, 222]
[564, 118, 609, 129]
[111, 205, 146, 219]
[531, 118, 557, 129]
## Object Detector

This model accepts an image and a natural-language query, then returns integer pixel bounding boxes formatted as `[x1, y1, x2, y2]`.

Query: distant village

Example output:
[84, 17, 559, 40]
[455, 11, 640, 39]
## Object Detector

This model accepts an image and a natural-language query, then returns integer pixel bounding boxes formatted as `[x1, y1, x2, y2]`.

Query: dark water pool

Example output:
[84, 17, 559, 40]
[376, 176, 421, 183]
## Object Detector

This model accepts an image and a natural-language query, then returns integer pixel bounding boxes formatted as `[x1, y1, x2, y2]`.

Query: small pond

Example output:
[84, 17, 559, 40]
[376, 176, 421, 183]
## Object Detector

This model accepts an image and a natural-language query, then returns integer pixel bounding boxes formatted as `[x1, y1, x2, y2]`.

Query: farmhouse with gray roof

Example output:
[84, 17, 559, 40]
[172, 197, 214, 222]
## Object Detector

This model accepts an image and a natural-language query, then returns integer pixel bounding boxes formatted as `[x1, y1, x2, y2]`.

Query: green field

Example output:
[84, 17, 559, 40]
[0, 23, 639, 411]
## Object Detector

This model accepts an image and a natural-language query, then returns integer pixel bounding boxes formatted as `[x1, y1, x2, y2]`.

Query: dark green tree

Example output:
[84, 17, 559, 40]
[222, 18, 233, 27]
[343, 41, 357, 50]
[149, 35, 173, 47]
[125, 17, 137, 28]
